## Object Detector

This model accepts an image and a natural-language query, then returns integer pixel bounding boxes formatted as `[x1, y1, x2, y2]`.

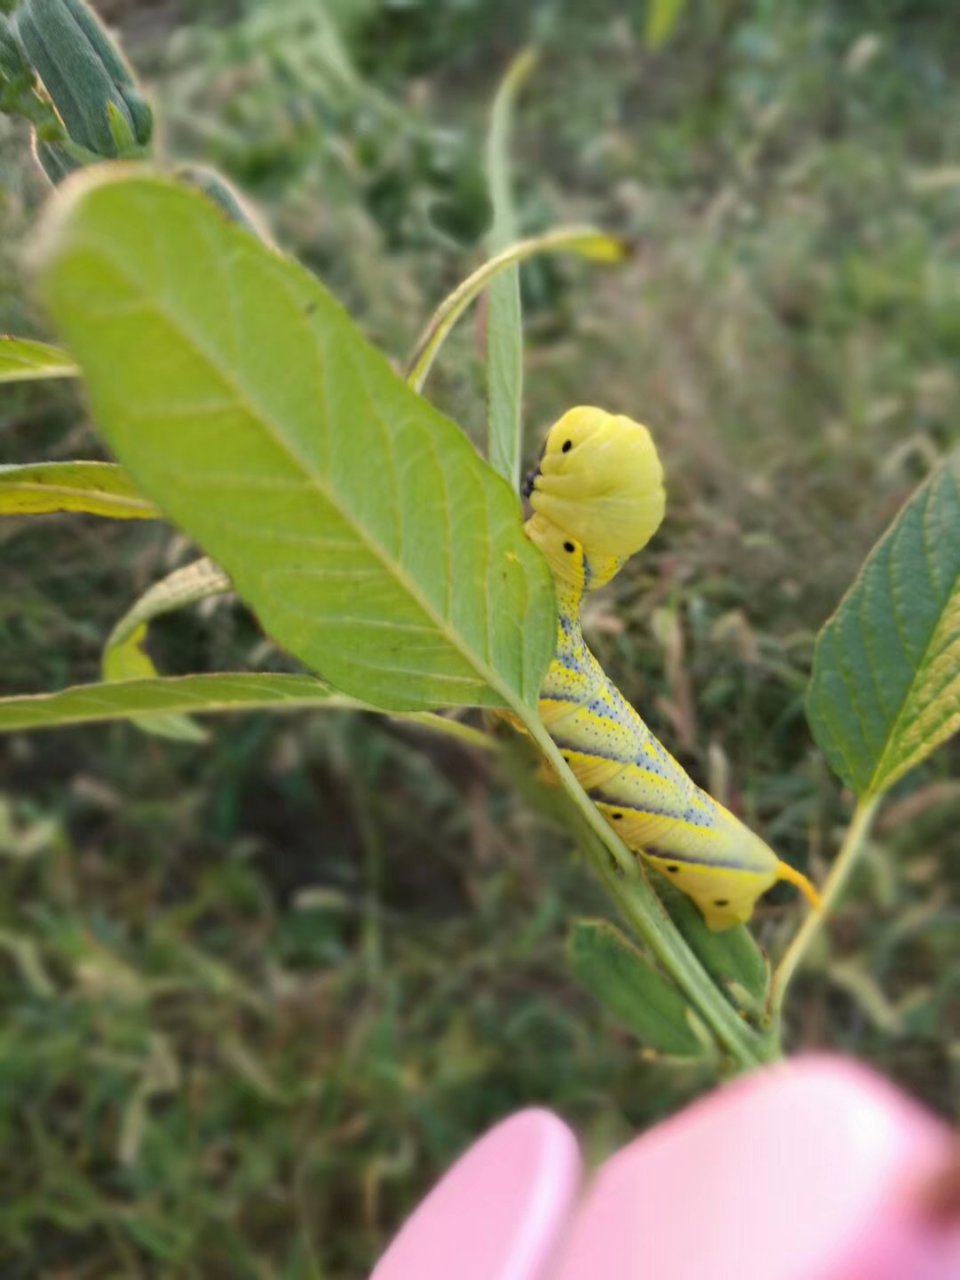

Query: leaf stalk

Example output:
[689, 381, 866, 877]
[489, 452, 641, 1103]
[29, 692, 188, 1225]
[769, 795, 880, 1020]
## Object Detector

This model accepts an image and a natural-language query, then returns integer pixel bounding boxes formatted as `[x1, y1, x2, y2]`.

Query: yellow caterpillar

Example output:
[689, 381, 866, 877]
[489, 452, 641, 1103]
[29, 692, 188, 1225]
[523, 406, 821, 931]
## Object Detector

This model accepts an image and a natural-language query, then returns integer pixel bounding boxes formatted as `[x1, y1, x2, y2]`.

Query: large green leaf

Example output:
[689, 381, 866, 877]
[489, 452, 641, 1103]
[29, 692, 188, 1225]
[568, 918, 708, 1057]
[0, 461, 157, 518]
[807, 452, 960, 797]
[34, 171, 555, 713]
[0, 336, 78, 382]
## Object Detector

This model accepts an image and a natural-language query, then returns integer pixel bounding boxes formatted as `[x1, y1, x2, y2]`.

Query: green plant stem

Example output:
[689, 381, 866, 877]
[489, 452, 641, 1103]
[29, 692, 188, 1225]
[485, 48, 535, 490]
[525, 718, 780, 1069]
[403, 226, 624, 394]
[769, 795, 879, 1019]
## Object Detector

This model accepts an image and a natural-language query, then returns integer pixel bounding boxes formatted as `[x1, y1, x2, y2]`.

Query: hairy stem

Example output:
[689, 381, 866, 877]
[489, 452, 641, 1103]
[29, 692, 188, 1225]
[769, 795, 879, 1019]
[526, 719, 780, 1070]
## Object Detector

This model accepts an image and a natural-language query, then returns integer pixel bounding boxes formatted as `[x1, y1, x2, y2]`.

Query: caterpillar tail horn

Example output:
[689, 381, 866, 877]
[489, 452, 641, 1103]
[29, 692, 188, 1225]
[776, 860, 822, 912]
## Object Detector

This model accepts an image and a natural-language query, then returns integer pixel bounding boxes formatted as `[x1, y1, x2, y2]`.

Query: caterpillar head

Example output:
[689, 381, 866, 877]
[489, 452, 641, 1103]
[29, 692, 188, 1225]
[524, 406, 666, 589]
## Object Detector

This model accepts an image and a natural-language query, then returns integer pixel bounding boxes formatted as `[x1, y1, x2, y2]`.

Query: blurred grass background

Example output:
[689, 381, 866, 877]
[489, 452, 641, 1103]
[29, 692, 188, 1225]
[1, 0, 959, 1274]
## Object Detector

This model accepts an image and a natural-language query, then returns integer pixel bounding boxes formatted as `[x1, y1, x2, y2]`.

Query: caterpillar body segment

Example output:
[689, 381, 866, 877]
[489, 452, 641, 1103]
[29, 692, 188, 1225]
[525, 407, 821, 931]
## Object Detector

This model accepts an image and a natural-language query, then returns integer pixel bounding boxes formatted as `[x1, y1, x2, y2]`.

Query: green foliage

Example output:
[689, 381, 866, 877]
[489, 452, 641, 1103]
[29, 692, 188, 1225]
[101, 629, 211, 743]
[35, 172, 556, 713]
[14, 0, 152, 159]
[655, 877, 770, 1015]
[568, 918, 708, 1057]
[484, 49, 534, 488]
[0, 772, 677, 1275]
[0, 461, 153, 516]
[101, 558, 231, 742]
[27, 169, 768, 1069]
[0, 12, 64, 139]
[645, 0, 688, 51]
[2, 0, 960, 1272]
[58, 0, 152, 144]
[103, 558, 230, 681]
[32, 136, 86, 184]
[404, 226, 627, 394]
[0, 337, 76, 382]
[0, 671, 363, 732]
[807, 453, 960, 798]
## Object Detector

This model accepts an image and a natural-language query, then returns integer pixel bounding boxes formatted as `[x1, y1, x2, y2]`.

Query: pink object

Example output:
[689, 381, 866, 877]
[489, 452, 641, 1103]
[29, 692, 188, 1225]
[552, 1056, 957, 1280]
[370, 1057, 960, 1280]
[370, 1108, 581, 1280]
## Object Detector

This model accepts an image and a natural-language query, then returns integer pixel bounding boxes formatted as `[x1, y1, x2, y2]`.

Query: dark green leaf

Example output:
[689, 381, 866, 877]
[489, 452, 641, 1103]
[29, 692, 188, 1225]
[568, 918, 708, 1056]
[807, 452, 960, 797]
[653, 877, 769, 1013]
